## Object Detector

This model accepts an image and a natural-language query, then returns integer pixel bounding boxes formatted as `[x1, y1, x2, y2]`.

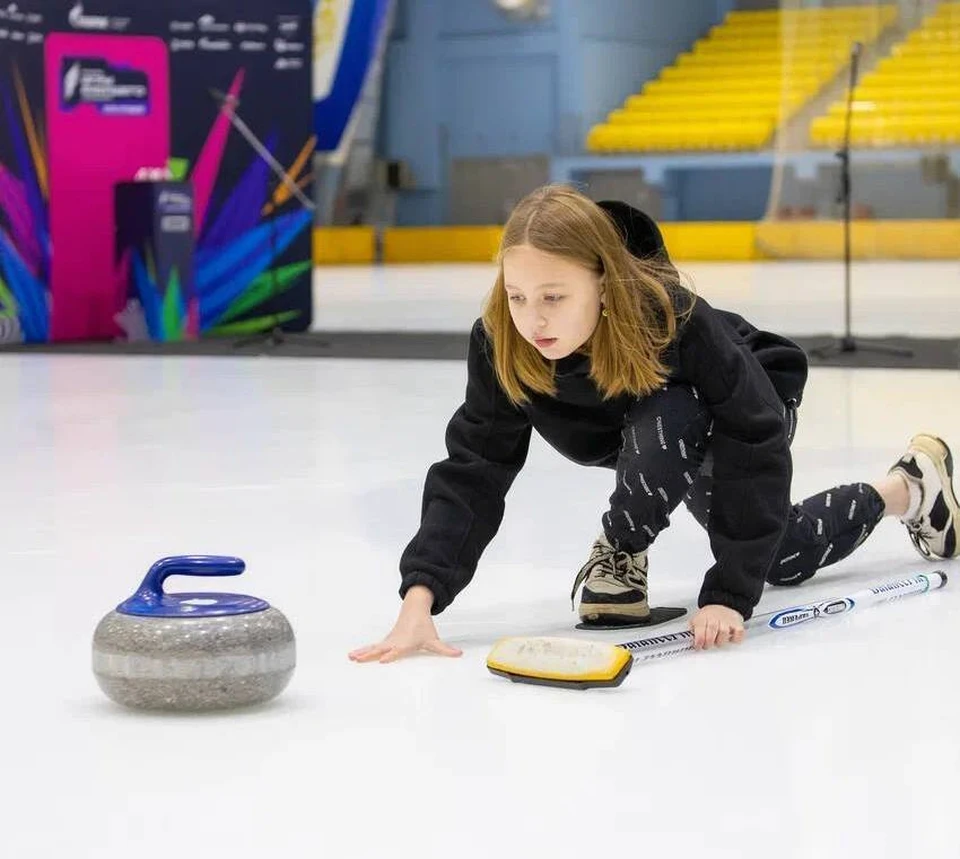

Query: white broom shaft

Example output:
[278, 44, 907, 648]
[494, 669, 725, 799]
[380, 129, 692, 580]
[619, 571, 948, 665]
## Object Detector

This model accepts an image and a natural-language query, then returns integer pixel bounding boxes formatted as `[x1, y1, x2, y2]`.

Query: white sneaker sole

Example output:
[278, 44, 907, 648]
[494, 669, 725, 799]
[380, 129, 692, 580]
[909, 433, 960, 560]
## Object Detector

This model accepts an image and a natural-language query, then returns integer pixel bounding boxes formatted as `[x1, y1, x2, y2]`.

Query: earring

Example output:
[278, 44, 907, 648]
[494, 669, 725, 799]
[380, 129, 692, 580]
[602, 307, 609, 318]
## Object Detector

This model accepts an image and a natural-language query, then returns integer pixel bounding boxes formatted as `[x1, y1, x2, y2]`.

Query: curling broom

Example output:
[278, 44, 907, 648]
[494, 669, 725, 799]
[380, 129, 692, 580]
[486, 570, 948, 689]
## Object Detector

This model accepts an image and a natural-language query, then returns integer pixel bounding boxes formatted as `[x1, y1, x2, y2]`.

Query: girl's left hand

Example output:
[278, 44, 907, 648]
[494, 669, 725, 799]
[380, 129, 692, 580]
[690, 604, 745, 650]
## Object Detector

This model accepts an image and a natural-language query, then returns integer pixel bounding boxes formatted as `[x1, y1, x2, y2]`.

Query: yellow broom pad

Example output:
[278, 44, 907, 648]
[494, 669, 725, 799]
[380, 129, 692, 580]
[486, 636, 632, 689]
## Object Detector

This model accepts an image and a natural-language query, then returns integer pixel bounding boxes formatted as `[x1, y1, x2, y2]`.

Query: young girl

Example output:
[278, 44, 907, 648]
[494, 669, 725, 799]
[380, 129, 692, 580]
[349, 185, 958, 664]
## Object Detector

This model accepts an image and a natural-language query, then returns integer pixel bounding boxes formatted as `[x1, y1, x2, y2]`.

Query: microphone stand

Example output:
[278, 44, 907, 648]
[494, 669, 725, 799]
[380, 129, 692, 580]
[207, 88, 321, 351]
[810, 43, 912, 361]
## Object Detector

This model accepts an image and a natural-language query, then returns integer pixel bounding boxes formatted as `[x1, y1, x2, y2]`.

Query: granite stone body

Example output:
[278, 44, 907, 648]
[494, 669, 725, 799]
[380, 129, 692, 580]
[92, 606, 296, 711]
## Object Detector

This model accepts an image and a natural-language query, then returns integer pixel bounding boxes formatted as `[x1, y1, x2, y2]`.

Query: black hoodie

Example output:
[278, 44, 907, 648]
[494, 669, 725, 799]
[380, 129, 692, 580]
[397, 201, 809, 621]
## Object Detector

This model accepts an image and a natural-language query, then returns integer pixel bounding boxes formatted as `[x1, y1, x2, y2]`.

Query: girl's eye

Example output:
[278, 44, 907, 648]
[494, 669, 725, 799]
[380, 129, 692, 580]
[544, 295, 563, 303]
[508, 294, 525, 303]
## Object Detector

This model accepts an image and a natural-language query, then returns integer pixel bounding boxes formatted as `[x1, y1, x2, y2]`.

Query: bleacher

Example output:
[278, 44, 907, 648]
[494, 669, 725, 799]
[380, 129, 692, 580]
[586, 5, 897, 153]
[810, 2, 960, 147]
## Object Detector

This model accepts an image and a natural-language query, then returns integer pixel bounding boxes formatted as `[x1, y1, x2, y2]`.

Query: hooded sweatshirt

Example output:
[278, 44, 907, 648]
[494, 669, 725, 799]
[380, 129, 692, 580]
[397, 201, 809, 621]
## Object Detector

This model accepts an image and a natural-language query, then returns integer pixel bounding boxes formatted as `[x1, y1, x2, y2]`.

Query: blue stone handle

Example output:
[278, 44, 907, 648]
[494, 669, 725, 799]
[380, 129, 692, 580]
[115, 555, 267, 618]
[138, 555, 246, 601]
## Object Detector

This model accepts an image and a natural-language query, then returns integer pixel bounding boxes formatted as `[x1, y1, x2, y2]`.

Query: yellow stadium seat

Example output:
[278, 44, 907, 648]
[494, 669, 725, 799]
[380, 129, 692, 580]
[827, 99, 960, 117]
[808, 4, 960, 149]
[810, 113, 960, 147]
[586, 5, 898, 154]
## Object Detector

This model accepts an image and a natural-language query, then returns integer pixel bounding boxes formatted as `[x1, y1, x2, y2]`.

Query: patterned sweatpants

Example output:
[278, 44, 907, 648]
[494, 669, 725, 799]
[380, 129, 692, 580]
[601, 383, 886, 586]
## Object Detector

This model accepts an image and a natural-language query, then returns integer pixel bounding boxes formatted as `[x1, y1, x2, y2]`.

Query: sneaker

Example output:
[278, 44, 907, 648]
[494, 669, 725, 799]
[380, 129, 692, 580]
[888, 434, 959, 560]
[570, 534, 650, 623]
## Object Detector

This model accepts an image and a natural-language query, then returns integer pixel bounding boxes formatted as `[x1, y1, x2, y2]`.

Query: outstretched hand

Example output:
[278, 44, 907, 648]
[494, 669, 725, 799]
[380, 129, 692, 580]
[689, 604, 745, 650]
[349, 585, 462, 664]
[348, 618, 462, 663]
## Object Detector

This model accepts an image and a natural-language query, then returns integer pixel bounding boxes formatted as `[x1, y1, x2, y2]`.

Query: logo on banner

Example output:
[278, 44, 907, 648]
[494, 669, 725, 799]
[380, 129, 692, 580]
[275, 57, 304, 71]
[274, 38, 304, 53]
[160, 215, 191, 234]
[235, 22, 268, 35]
[170, 21, 195, 33]
[157, 187, 193, 235]
[2, 3, 25, 23]
[240, 41, 267, 52]
[198, 37, 231, 52]
[0, 4, 39, 24]
[277, 16, 300, 34]
[198, 14, 229, 33]
[68, 3, 130, 32]
[60, 57, 150, 116]
[158, 191, 192, 215]
[170, 38, 195, 52]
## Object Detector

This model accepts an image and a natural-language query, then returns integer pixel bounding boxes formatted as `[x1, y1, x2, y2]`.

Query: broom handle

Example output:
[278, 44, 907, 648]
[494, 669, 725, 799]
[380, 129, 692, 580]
[618, 571, 948, 664]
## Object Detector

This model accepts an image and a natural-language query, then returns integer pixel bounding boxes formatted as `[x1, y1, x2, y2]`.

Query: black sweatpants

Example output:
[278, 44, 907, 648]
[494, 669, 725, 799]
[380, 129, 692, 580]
[601, 383, 886, 587]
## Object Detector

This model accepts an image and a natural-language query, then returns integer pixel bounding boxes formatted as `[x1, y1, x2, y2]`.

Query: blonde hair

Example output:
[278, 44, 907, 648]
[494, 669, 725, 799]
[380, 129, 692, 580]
[482, 184, 693, 406]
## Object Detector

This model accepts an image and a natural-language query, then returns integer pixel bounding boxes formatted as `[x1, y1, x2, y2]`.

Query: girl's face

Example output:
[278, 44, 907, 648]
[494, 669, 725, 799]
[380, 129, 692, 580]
[501, 244, 603, 360]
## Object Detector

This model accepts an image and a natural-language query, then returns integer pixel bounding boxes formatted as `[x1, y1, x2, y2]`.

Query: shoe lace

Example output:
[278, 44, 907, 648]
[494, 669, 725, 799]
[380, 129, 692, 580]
[906, 519, 934, 559]
[569, 545, 646, 608]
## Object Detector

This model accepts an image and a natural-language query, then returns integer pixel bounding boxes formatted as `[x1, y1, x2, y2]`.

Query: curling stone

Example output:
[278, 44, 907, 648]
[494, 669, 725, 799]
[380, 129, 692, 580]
[92, 555, 295, 712]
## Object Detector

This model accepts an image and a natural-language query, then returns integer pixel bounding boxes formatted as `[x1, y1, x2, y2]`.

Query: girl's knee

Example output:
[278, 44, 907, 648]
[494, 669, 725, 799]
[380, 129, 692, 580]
[766, 561, 816, 586]
[768, 506, 831, 586]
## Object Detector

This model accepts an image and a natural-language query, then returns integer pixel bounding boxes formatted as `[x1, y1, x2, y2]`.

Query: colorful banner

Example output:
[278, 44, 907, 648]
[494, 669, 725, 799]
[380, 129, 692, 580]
[0, 2, 315, 344]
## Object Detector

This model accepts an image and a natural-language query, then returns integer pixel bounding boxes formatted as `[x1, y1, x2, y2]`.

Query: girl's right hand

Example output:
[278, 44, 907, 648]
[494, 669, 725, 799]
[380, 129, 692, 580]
[348, 585, 463, 664]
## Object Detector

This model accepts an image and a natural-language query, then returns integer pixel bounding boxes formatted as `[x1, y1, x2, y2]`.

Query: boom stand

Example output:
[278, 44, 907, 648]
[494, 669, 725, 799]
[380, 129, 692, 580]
[809, 43, 912, 361]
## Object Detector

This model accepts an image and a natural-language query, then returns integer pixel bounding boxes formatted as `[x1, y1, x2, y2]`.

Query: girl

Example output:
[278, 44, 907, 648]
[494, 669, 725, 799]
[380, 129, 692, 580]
[349, 185, 958, 664]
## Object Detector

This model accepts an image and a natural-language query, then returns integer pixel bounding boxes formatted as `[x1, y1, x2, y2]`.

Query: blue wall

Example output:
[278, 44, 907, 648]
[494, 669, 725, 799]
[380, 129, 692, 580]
[381, 0, 737, 224]
[674, 166, 773, 221]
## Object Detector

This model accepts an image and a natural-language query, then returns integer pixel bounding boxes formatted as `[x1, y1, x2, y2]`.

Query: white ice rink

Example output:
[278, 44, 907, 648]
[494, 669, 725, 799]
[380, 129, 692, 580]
[2, 262, 958, 858]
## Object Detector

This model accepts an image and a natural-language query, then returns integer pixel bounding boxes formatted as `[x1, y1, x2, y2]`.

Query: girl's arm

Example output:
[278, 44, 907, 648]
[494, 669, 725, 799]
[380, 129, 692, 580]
[678, 305, 793, 621]
[398, 319, 533, 614]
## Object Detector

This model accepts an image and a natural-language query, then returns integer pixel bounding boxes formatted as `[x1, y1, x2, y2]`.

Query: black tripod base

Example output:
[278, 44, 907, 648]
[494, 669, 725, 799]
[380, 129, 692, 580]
[231, 325, 329, 352]
[232, 326, 283, 349]
[809, 335, 914, 360]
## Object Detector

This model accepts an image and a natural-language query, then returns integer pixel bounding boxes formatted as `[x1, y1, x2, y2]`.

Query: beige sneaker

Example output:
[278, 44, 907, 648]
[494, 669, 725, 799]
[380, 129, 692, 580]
[570, 534, 650, 624]
[888, 434, 959, 560]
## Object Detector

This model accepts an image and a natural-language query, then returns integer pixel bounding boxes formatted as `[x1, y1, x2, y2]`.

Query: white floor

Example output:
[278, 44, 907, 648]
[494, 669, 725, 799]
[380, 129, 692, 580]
[2, 263, 959, 858]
